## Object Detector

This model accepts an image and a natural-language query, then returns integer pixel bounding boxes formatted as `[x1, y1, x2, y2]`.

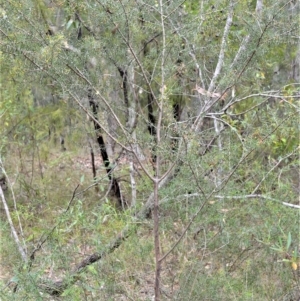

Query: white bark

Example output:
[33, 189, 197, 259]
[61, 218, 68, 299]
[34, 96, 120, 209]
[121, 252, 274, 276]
[0, 185, 27, 262]
[207, 3, 234, 94]
[196, 2, 234, 186]
[230, 35, 250, 69]
[194, 1, 234, 131]
[129, 160, 136, 208]
[215, 195, 300, 209]
[256, 0, 263, 15]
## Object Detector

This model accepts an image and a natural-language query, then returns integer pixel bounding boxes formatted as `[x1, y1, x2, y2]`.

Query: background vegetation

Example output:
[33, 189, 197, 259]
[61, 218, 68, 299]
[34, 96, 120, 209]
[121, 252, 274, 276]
[0, 0, 299, 300]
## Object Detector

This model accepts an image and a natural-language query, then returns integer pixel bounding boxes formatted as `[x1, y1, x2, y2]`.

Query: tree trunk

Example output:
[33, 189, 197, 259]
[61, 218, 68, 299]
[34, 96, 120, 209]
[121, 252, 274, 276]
[88, 90, 124, 208]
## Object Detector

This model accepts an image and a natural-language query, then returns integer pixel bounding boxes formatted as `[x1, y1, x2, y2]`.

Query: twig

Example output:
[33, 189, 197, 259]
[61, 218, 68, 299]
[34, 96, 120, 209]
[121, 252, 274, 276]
[0, 185, 27, 262]
[0, 162, 27, 255]
[252, 149, 298, 195]
[214, 194, 300, 209]
[230, 35, 250, 69]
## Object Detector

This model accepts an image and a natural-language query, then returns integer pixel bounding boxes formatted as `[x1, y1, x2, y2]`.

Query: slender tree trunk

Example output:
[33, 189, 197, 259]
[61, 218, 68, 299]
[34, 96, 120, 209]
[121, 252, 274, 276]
[88, 90, 124, 208]
[147, 92, 157, 164]
[153, 179, 161, 299]
[117, 67, 129, 125]
[88, 140, 99, 193]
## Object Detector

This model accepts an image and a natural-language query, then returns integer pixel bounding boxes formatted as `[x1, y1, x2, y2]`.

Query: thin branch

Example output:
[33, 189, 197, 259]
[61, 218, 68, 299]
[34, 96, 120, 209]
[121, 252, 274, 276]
[222, 91, 279, 113]
[0, 185, 27, 262]
[202, 90, 298, 118]
[208, 115, 245, 155]
[194, 1, 234, 131]
[129, 160, 136, 208]
[230, 34, 250, 69]
[208, 2, 234, 93]
[251, 149, 299, 194]
[214, 194, 300, 209]
[0, 162, 27, 254]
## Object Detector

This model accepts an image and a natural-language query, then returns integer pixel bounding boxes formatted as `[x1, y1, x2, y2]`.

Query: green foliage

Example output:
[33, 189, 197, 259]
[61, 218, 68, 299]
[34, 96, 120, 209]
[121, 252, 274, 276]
[174, 201, 298, 300]
[0, 0, 299, 300]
